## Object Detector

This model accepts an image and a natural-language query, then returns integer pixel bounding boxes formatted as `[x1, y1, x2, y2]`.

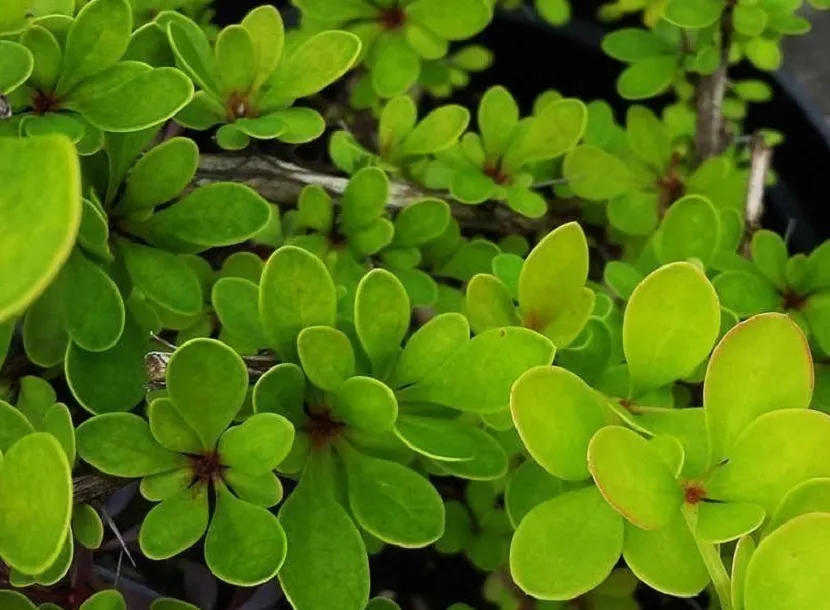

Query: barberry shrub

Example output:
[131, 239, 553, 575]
[2, 0, 830, 609]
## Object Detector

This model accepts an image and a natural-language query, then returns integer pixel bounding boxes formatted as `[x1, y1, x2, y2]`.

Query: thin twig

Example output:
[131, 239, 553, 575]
[194, 152, 567, 236]
[73, 474, 128, 505]
[744, 133, 773, 232]
[694, 6, 735, 163]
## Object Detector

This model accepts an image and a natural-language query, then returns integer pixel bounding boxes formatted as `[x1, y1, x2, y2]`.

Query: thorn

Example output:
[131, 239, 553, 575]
[101, 507, 137, 568]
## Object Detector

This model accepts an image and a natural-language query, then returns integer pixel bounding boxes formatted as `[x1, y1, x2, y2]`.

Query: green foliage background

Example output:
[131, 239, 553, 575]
[2, 0, 830, 609]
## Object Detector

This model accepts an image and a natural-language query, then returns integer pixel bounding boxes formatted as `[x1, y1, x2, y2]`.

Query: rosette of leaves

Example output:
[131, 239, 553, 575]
[509, 261, 723, 600]
[1, 376, 104, 587]
[255, 246, 554, 610]
[0, 429, 73, 581]
[0, 589, 200, 610]
[425, 86, 586, 218]
[465, 222, 594, 349]
[564, 108, 748, 248]
[284, 168, 451, 310]
[665, 0, 825, 72]
[293, 0, 493, 98]
[330, 94, 470, 177]
[21, 129, 271, 414]
[713, 230, 830, 355]
[0, 134, 81, 324]
[167, 5, 362, 150]
[76, 338, 294, 586]
[3, 0, 194, 154]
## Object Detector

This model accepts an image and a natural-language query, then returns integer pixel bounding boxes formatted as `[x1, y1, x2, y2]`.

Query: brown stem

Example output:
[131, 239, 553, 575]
[73, 474, 127, 505]
[694, 4, 735, 164]
[194, 152, 570, 237]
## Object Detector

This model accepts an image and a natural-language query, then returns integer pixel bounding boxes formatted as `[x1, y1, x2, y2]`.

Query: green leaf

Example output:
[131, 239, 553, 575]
[148, 397, 203, 454]
[165, 15, 222, 95]
[0, 400, 35, 452]
[297, 326, 355, 392]
[0, 591, 35, 610]
[21, 27, 60, 93]
[0, 433, 72, 574]
[608, 192, 659, 236]
[656, 195, 721, 265]
[167, 338, 249, 449]
[61, 250, 125, 352]
[279, 450, 370, 610]
[262, 30, 361, 104]
[333, 376, 398, 433]
[241, 5, 284, 92]
[622, 511, 708, 596]
[393, 199, 450, 247]
[398, 105, 470, 157]
[706, 409, 830, 514]
[120, 137, 199, 214]
[751, 230, 788, 291]
[65, 317, 147, 414]
[270, 107, 325, 144]
[73, 504, 104, 550]
[341, 443, 444, 547]
[355, 269, 409, 375]
[626, 105, 671, 170]
[510, 487, 624, 600]
[406, 0, 492, 40]
[563, 145, 637, 201]
[219, 413, 294, 474]
[713, 271, 782, 317]
[215, 25, 256, 96]
[505, 460, 564, 528]
[695, 502, 765, 543]
[79, 591, 126, 610]
[224, 469, 283, 507]
[76, 413, 187, 476]
[65, 67, 194, 132]
[588, 426, 682, 529]
[140, 468, 191, 502]
[370, 33, 421, 98]
[602, 28, 666, 61]
[0, 135, 81, 323]
[479, 85, 519, 158]
[44, 403, 75, 464]
[734, 5, 768, 36]
[253, 363, 306, 424]
[744, 514, 830, 610]
[151, 599, 200, 610]
[0, 41, 33, 94]
[392, 312, 469, 387]
[366, 599, 400, 610]
[450, 169, 496, 204]
[745, 38, 782, 71]
[130, 183, 270, 251]
[617, 56, 676, 100]
[665, 0, 724, 28]
[505, 188, 547, 219]
[397, 327, 555, 413]
[119, 241, 202, 316]
[393, 415, 477, 461]
[518, 222, 590, 347]
[259, 246, 337, 360]
[465, 274, 520, 334]
[732, 535, 756, 610]
[56, 0, 133, 95]
[205, 482, 287, 585]
[704, 313, 812, 466]
[502, 99, 587, 171]
[139, 485, 209, 560]
[342, 167, 389, 232]
[380, 95, 417, 152]
[623, 262, 720, 397]
[433, 426, 508, 480]
[512, 366, 611, 481]
[212, 277, 264, 347]
[767, 478, 830, 532]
